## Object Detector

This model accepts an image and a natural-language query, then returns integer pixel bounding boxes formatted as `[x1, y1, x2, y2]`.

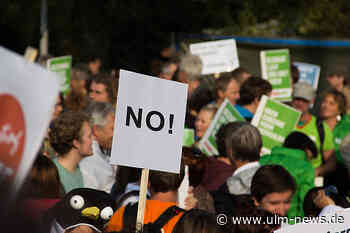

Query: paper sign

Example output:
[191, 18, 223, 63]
[198, 99, 245, 156]
[0, 47, 60, 192]
[190, 39, 239, 75]
[252, 95, 301, 155]
[293, 62, 320, 90]
[110, 70, 188, 173]
[183, 129, 195, 147]
[178, 165, 189, 209]
[274, 208, 350, 233]
[47, 55, 72, 94]
[23, 47, 38, 63]
[260, 49, 292, 102]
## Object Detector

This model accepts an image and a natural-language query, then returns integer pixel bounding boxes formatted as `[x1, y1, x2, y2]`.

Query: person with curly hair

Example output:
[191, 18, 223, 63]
[49, 111, 93, 193]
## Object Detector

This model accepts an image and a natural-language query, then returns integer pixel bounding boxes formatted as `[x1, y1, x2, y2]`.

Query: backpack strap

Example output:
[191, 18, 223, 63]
[122, 203, 184, 232]
[149, 206, 184, 231]
[316, 117, 325, 162]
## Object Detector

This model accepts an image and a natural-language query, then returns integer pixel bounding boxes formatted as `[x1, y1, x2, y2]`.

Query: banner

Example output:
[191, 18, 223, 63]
[251, 95, 301, 155]
[260, 49, 292, 102]
[190, 39, 239, 75]
[198, 99, 245, 156]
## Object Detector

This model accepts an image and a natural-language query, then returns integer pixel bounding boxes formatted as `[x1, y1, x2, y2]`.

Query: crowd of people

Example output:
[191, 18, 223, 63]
[3, 46, 350, 233]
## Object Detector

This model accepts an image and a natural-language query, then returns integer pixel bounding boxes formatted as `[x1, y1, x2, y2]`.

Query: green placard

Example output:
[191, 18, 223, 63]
[252, 95, 301, 155]
[47, 55, 72, 94]
[183, 129, 195, 147]
[260, 49, 292, 102]
[198, 99, 245, 156]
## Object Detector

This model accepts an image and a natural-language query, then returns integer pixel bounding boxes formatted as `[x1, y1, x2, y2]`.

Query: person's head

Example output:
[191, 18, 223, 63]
[251, 165, 296, 216]
[291, 82, 315, 114]
[49, 111, 93, 157]
[215, 72, 240, 106]
[237, 77, 272, 113]
[195, 104, 218, 139]
[283, 131, 318, 161]
[149, 161, 185, 195]
[172, 209, 227, 233]
[177, 54, 203, 97]
[290, 64, 300, 85]
[231, 67, 251, 85]
[20, 154, 64, 199]
[303, 187, 350, 217]
[53, 92, 64, 121]
[327, 67, 347, 91]
[87, 54, 102, 75]
[224, 122, 262, 166]
[160, 61, 178, 80]
[89, 73, 118, 105]
[320, 89, 347, 120]
[70, 65, 89, 96]
[88, 102, 115, 149]
[215, 122, 237, 158]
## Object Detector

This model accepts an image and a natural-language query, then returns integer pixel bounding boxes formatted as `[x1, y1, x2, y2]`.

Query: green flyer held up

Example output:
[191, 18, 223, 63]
[47, 55, 72, 95]
[198, 99, 245, 156]
[251, 95, 301, 155]
[260, 49, 292, 102]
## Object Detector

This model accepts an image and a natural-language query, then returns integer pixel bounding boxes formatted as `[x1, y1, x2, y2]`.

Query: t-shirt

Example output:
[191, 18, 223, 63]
[333, 114, 350, 164]
[53, 158, 84, 193]
[106, 200, 184, 233]
[295, 116, 335, 168]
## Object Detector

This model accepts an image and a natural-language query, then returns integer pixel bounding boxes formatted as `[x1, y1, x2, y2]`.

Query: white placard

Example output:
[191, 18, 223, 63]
[0, 47, 60, 192]
[110, 70, 188, 173]
[293, 62, 320, 90]
[190, 39, 239, 75]
[275, 208, 350, 233]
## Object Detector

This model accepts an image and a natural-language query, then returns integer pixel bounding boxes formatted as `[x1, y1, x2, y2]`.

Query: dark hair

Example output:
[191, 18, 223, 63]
[251, 165, 296, 203]
[112, 166, 142, 199]
[303, 187, 350, 217]
[283, 131, 318, 159]
[49, 111, 90, 155]
[237, 77, 272, 106]
[90, 73, 119, 105]
[231, 67, 250, 84]
[215, 72, 238, 98]
[216, 122, 237, 158]
[291, 65, 300, 84]
[321, 89, 347, 116]
[149, 161, 185, 193]
[225, 122, 262, 163]
[173, 209, 227, 233]
[19, 154, 64, 199]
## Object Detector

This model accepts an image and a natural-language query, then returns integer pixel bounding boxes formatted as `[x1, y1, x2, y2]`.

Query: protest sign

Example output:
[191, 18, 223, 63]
[274, 208, 350, 233]
[198, 99, 245, 156]
[0, 47, 60, 193]
[23, 46, 38, 62]
[293, 62, 320, 90]
[190, 39, 239, 75]
[110, 69, 188, 173]
[183, 129, 195, 147]
[251, 95, 301, 155]
[47, 55, 72, 94]
[260, 49, 292, 102]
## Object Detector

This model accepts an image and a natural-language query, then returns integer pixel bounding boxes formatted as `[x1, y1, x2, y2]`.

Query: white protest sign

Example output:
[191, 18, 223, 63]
[190, 39, 239, 75]
[0, 47, 60, 192]
[274, 208, 350, 233]
[110, 70, 188, 173]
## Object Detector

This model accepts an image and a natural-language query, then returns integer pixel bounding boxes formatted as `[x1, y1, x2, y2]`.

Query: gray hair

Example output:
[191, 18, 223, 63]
[224, 122, 262, 163]
[179, 54, 203, 81]
[87, 102, 115, 127]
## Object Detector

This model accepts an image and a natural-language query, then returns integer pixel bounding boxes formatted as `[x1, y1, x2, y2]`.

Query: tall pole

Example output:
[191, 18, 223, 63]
[40, 0, 48, 56]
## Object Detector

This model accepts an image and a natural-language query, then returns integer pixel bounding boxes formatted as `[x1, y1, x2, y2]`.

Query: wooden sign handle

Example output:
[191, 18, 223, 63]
[136, 168, 149, 232]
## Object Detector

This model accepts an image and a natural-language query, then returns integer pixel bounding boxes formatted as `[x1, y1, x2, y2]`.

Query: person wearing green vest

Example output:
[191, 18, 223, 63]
[319, 89, 350, 194]
[259, 131, 316, 220]
[291, 82, 336, 177]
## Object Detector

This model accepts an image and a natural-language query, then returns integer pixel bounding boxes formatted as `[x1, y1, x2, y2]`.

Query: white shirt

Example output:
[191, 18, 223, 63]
[80, 140, 117, 193]
[233, 161, 260, 176]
